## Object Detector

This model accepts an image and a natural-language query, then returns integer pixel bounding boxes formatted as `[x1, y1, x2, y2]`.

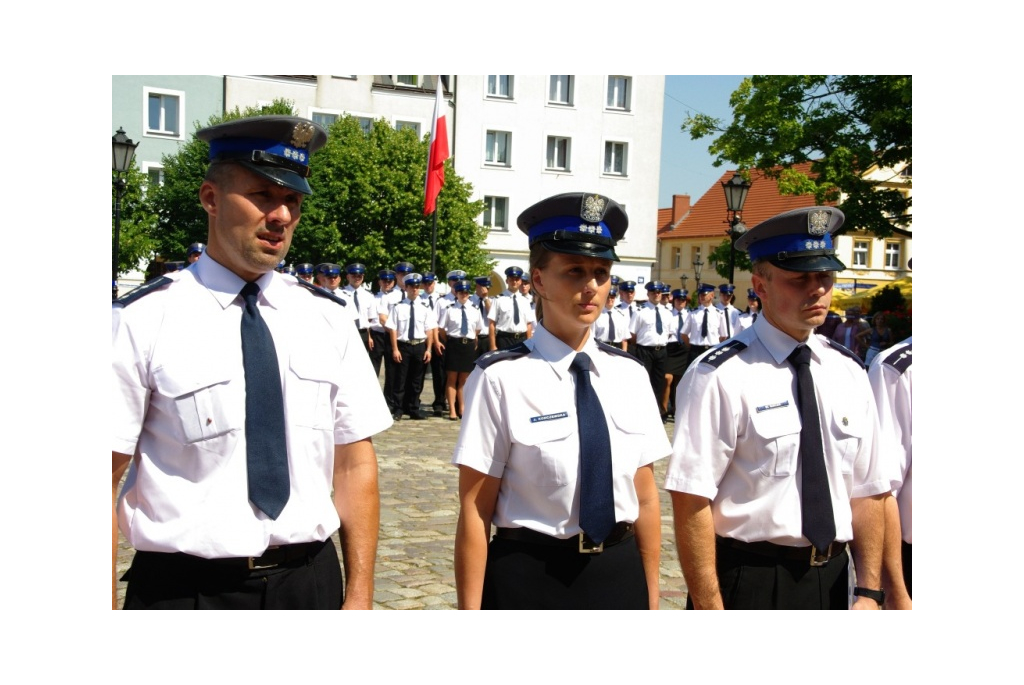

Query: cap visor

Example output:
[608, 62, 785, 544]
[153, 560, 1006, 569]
[767, 255, 846, 273]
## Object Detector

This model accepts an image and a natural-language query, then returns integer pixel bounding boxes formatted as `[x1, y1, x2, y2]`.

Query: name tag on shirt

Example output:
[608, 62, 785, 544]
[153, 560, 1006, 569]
[756, 401, 790, 413]
[531, 411, 569, 423]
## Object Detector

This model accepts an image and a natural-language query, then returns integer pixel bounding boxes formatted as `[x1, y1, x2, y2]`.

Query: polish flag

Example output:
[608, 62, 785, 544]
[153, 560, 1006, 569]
[424, 76, 449, 215]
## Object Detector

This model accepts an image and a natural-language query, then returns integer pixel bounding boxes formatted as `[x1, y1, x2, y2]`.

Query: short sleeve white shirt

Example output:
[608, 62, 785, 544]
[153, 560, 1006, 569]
[867, 337, 912, 543]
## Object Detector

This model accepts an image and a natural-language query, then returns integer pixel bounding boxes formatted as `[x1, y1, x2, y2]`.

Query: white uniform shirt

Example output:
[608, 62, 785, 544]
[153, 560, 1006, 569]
[428, 290, 453, 322]
[488, 290, 536, 334]
[112, 257, 393, 558]
[716, 303, 742, 338]
[867, 337, 912, 543]
[665, 315, 889, 547]
[591, 306, 630, 344]
[668, 307, 691, 343]
[438, 301, 486, 339]
[735, 310, 759, 334]
[385, 297, 439, 341]
[453, 323, 671, 537]
[469, 293, 492, 318]
[685, 304, 728, 346]
[370, 290, 397, 332]
[630, 301, 671, 346]
[340, 284, 376, 329]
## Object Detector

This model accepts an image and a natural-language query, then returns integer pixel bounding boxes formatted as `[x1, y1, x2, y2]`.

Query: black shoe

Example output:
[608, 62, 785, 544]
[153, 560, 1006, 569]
[409, 412, 427, 420]
[392, 412, 403, 421]
[433, 408, 443, 418]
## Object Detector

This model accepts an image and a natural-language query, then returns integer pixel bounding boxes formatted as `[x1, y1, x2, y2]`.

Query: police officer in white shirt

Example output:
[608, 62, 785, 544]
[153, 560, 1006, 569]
[489, 265, 535, 350]
[112, 115, 392, 609]
[340, 262, 376, 352]
[630, 280, 672, 420]
[665, 288, 692, 418]
[419, 272, 448, 417]
[665, 206, 888, 610]
[685, 283, 728, 366]
[386, 272, 438, 421]
[591, 287, 629, 350]
[469, 276, 493, 357]
[294, 262, 314, 283]
[716, 283, 742, 338]
[735, 288, 761, 333]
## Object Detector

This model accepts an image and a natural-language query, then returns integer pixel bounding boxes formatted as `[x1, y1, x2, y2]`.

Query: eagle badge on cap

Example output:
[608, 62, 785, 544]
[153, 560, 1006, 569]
[807, 209, 831, 236]
[291, 122, 317, 148]
[581, 194, 607, 223]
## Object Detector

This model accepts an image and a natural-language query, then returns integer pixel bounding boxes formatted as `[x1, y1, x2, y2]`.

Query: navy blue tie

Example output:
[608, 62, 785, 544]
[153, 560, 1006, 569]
[655, 306, 663, 335]
[513, 295, 520, 326]
[701, 308, 709, 339]
[571, 352, 615, 543]
[460, 305, 468, 337]
[240, 282, 289, 520]
[607, 310, 615, 341]
[409, 299, 417, 339]
[787, 345, 836, 550]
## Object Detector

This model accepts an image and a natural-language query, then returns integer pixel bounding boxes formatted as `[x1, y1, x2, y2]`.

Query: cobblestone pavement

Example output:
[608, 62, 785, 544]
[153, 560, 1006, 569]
[115, 375, 688, 609]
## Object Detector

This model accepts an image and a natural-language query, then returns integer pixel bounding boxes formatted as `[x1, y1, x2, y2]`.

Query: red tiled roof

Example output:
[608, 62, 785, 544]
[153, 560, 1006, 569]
[659, 162, 835, 240]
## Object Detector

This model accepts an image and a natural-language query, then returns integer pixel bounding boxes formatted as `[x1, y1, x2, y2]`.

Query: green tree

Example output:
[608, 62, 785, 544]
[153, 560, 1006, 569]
[683, 76, 911, 238]
[112, 161, 158, 278]
[149, 105, 491, 278]
[706, 238, 751, 281]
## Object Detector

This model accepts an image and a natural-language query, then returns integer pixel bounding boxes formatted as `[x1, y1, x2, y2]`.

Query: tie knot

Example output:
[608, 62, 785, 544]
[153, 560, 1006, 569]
[788, 344, 812, 367]
[571, 352, 592, 373]
[240, 282, 260, 306]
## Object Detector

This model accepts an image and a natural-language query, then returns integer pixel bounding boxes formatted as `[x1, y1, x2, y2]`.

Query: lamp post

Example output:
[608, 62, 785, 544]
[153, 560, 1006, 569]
[112, 127, 139, 300]
[722, 171, 751, 284]
[680, 273, 688, 292]
[692, 254, 704, 290]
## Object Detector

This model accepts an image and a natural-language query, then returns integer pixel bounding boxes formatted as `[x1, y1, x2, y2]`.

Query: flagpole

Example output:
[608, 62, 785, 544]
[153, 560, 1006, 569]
[431, 210, 437, 274]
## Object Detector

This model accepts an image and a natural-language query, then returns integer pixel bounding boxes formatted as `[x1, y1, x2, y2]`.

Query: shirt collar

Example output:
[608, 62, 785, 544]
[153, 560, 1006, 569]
[753, 314, 827, 365]
[193, 255, 280, 310]
[530, 323, 603, 381]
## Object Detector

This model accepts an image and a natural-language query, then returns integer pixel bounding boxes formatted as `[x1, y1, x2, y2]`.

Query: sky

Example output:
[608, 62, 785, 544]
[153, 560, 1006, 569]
[658, 75, 749, 208]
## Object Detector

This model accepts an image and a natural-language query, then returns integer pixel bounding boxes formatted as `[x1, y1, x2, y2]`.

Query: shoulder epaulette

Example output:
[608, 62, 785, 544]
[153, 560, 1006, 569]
[596, 341, 642, 365]
[296, 278, 347, 307]
[476, 342, 531, 369]
[882, 343, 912, 374]
[824, 338, 865, 368]
[113, 276, 171, 307]
[700, 339, 747, 368]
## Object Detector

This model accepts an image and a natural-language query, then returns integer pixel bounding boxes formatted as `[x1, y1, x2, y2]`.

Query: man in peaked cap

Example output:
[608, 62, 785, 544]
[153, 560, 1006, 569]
[716, 283, 741, 339]
[665, 206, 888, 610]
[112, 115, 392, 610]
[315, 262, 343, 292]
[488, 265, 536, 351]
[295, 262, 315, 283]
[186, 242, 205, 265]
[340, 263, 377, 352]
[683, 282, 728, 367]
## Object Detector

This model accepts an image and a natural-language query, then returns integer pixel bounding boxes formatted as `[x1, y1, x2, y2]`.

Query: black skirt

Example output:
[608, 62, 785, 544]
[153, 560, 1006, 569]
[445, 336, 478, 373]
[665, 341, 691, 376]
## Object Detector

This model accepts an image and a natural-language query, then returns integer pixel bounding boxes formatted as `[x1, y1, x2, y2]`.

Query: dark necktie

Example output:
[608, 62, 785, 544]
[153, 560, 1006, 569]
[725, 308, 732, 337]
[353, 288, 360, 310]
[655, 305, 663, 335]
[701, 308, 709, 339]
[409, 299, 417, 339]
[428, 295, 434, 309]
[513, 295, 520, 326]
[240, 282, 289, 520]
[607, 310, 615, 341]
[677, 311, 684, 334]
[571, 352, 615, 544]
[460, 305, 468, 336]
[753, 312, 758, 322]
[787, 345, 836, 551]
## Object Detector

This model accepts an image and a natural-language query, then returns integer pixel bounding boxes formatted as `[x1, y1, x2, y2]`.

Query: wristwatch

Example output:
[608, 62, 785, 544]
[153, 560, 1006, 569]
[853, 586, 885, 606]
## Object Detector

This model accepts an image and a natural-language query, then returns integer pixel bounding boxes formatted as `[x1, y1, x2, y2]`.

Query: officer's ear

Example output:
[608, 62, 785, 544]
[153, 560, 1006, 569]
[199, 181, 219, 217]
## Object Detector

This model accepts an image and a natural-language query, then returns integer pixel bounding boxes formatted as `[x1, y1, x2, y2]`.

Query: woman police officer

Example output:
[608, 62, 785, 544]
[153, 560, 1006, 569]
[452, 192, 671, 609]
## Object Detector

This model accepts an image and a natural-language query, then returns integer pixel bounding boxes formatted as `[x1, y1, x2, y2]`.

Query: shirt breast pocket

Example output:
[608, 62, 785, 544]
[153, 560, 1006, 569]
[288, 353, 339, 431]
[828, 406, 863, 475]
[509, 417, 575, 487]
[152, 362, 238, 445]
[749, 404, 802, 477]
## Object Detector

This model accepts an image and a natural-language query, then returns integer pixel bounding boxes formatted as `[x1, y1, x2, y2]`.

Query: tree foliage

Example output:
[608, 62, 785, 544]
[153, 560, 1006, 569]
[112, 162, 158, 278]
[706, 238, 751, 281]
[682, 76, 911, 238]
[147, 99, 491, 280]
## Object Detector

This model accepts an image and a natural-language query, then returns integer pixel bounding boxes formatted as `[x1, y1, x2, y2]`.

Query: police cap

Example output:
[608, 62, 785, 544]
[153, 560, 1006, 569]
[474, 276, 491, 287]
[645, 280, 665, 292]
[618, 280, 636, 292]
[316, 263, 341, 276]
[504, 266, 524, 278]
[672, 289, 689, 300]
[394, 261, 414, 274]
[378, 269, 396, 280]
[446, 270, 467, 281]
[516, 192, 628, 262]
[296, 263, 314, 275]
[696, 283, 716, 294]
[346, 263, 367, 275]
[735, 206, 846, 272]
[186, 242, 205, 257]
[718, 283, 735, 294]
[404, 272, 423, 286]
[196, 115, 327, 196]
[422, 272, 437, 282]
[453, 279, 473, 293]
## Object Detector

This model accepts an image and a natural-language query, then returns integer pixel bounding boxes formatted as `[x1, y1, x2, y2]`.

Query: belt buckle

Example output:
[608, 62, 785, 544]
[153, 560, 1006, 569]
[578, 533, 603, 554]
[247, 546, 280, 570]
[809, 543, 833, 567]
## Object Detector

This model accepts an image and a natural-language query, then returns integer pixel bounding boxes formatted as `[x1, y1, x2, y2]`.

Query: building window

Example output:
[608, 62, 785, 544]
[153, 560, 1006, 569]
[396, 120, 421, 137]
[396, 75, 418, 87]
[482, 196, 509, 231]
[603, 141, 628, 176]
[548, 76, 574, 105]
[884, 241, 902, 269]
[485, 130, 511, 166]
[852, 240, 870, 267]
[141, 162, 163, 196]
[606, 76, 632, 111]
[311, 111, 338, 129]
[144, 87, 184, 138]
[487, 75, 514, 99]
[672, 247, 682, 270]
[357, 117, 374, 135]
[546, 136, 571, 171]
[691, 246, 702, 266]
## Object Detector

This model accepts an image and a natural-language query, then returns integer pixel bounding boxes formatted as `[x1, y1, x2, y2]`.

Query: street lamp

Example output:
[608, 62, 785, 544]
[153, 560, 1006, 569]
[692, 254, 704, 289]
[680, 273, 688, 291]
[112, 127, 139, 300]
[722, 171, 751, 284]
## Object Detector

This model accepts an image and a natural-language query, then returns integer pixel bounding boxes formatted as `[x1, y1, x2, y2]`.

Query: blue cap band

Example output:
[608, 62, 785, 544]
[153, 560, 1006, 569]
[747, 233, 834, 262]
[209, 137, 310, 167]
[528, 215, 612, 243]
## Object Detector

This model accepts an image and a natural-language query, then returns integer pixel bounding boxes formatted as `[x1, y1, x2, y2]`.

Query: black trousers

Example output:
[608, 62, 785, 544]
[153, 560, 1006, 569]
[635, 345, 667, 409]
[481, 535, 649, 610]
[495, 331, 527, 350]
[902, 541, 912, 598]
[368, 329, 388, 382]
[430, 344, 446, 410]
[689, 537, 849, 610]
[393, 340, 427, 414]
[123, 539, 342, 610]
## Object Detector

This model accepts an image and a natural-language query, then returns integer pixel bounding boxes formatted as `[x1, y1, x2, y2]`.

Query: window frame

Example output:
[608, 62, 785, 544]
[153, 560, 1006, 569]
[484, 130, 512, 167]
[486, 75, 514, 100]
[545, 135, 572, 172]
[395, 119, 422, 138]
[606, 75, 632, 111]
[603, 140, 629, 176]
[852, 239, 870, 268]
[395, 75, 419, 87]
[548, 75, 574, 106]
[482, 195, 510, 232]
[142, 87, 185, 140]
[884, 241, 902, 269]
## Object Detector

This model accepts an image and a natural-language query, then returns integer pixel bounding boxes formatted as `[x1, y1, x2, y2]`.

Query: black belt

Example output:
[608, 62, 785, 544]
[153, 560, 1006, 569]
[638, 344, 666, 350]
[497, 331, 527, 341]
[400, 339, 426, 346]
[452, 337, 474, 344]
[716, 536, 847, 567]
[495, 522, 634, 554]
[179, 540, 325, 571]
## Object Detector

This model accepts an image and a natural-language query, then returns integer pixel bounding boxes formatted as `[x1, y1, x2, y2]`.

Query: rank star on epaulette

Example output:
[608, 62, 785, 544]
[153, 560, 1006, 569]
[808, 209, 831, 236]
